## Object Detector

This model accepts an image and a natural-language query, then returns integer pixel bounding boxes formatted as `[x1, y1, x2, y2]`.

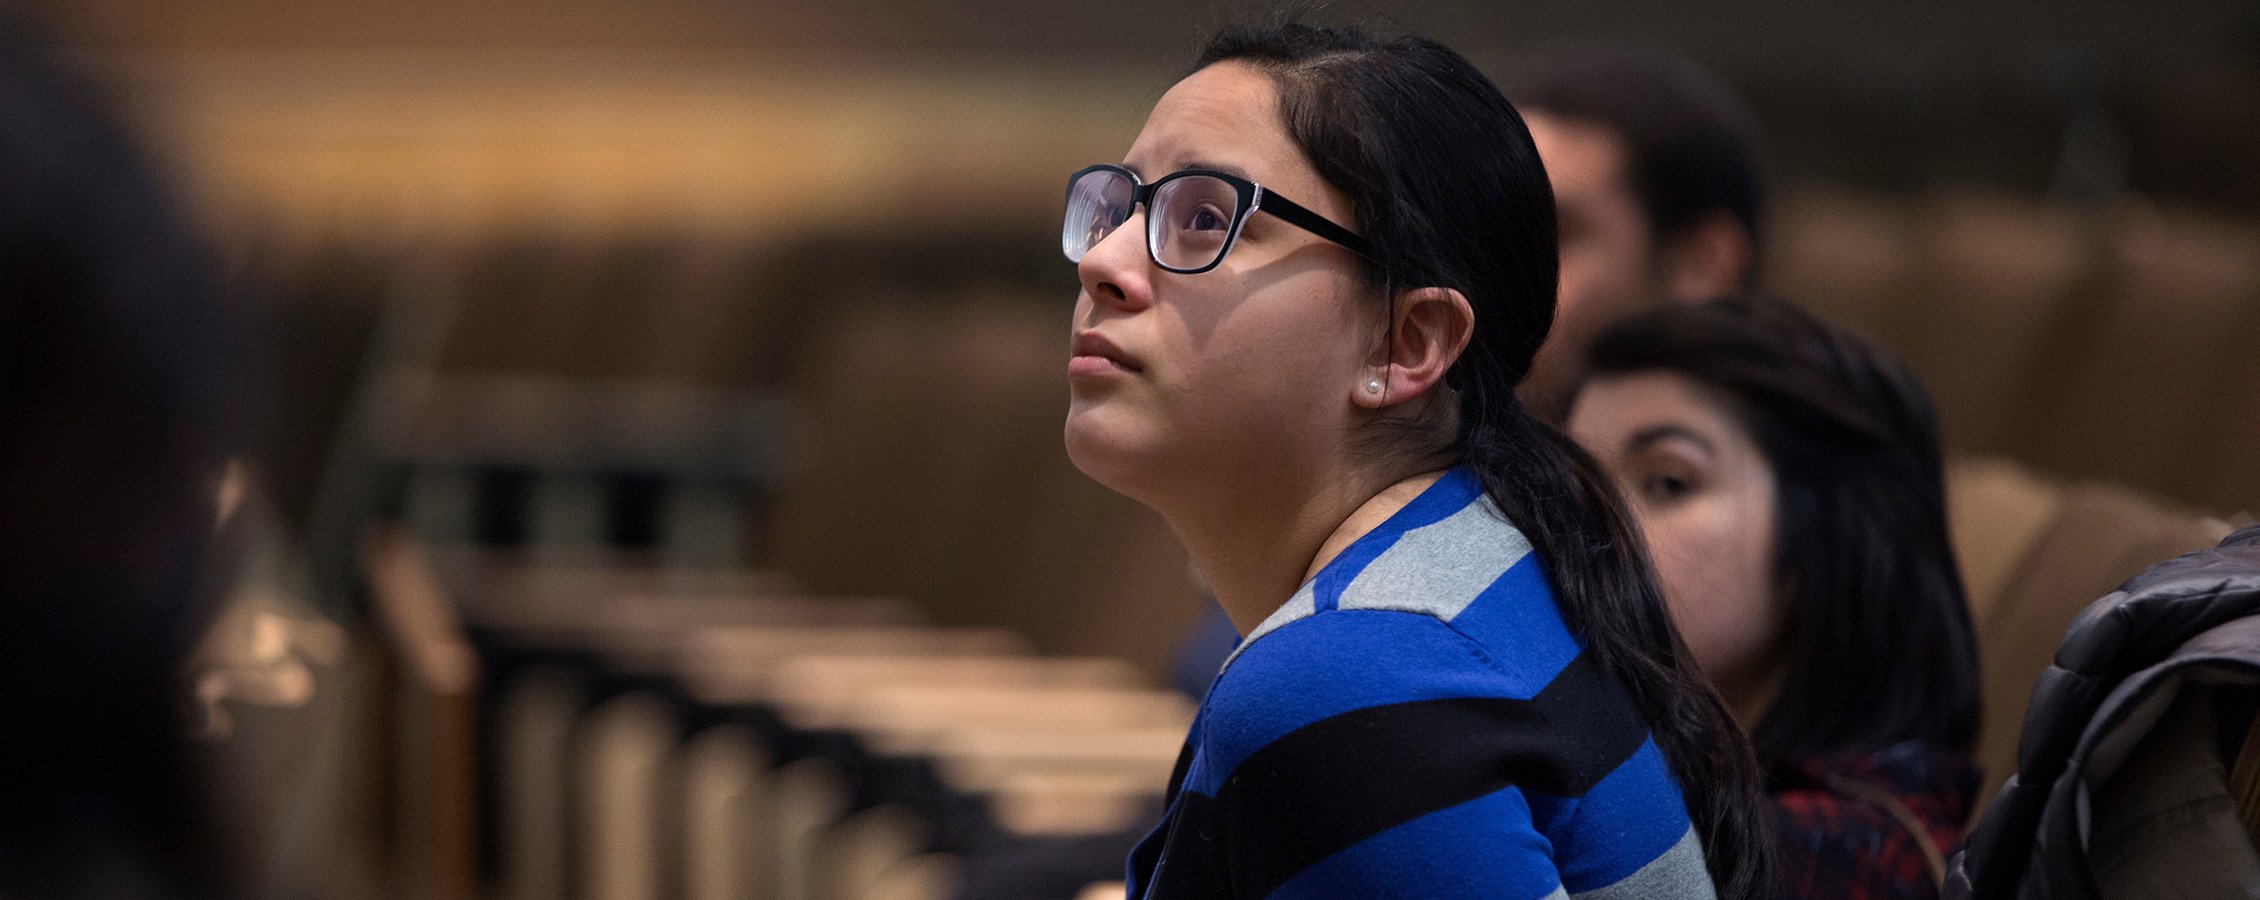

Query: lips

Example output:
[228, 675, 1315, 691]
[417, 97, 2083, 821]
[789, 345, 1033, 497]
[1071, 331, 1143, 374]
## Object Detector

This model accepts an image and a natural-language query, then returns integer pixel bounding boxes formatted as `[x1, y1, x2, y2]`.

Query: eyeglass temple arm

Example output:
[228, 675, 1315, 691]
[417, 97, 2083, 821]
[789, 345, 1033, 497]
[1256, 190, 1375, 259]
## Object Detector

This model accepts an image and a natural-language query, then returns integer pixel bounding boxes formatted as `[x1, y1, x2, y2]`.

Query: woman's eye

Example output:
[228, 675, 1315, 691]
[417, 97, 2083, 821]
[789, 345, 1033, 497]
[1187, 206, 1228, 231]
[1641, 474, 1694, 503]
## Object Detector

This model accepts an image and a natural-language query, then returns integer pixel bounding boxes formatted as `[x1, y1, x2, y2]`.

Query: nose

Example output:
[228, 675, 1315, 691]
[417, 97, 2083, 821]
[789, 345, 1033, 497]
[1076, 209, 1153, 313]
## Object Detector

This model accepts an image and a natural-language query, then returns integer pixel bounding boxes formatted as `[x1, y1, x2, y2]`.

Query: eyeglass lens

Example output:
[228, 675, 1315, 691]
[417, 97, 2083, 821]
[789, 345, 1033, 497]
[1063, 168, 1132, 264]
[1062, 168, 1245, 272]
[1148, 175, 1239, 271]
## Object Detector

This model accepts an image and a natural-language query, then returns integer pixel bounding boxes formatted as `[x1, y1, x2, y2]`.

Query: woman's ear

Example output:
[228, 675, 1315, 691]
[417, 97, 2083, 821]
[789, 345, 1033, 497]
[1662, 212, 1754, 303]
[1354, 285, 1474, 408]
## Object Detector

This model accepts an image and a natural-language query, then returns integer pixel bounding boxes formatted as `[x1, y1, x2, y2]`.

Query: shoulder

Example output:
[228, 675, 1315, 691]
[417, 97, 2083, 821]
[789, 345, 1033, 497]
[1203, 607, 1523, 768]
[1190, 607, 1701, 898]
[1771, 743, 1976, 896]
[1772, 741, 1977, 842]
[1190, 610, 1585, 899]
[1772, 786, 1944, 899]
[1205, 605, 1656, 802]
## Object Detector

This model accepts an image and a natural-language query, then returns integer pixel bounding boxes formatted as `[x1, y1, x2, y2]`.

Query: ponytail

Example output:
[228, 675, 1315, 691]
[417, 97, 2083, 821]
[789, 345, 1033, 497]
[1463, 398, 1775, 900]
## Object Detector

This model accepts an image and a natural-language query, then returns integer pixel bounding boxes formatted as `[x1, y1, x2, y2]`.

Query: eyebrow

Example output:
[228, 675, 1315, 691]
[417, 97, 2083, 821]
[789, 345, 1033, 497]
[1180, 158, 1254, 181]
[1121, 158, 1255, 183]
[1626, 423, 1716, 456]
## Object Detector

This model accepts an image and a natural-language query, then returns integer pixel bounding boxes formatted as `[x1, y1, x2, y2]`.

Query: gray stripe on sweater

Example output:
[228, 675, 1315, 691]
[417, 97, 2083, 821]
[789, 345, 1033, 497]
[1220, 582, 1315, 670]
[1338, 495, 1532, 624]
[1569, 825, 1715, 900]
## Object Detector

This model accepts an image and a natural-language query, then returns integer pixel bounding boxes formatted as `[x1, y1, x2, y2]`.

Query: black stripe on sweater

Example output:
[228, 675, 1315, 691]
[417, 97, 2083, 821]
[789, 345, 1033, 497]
[1211, 649, 1651, 898]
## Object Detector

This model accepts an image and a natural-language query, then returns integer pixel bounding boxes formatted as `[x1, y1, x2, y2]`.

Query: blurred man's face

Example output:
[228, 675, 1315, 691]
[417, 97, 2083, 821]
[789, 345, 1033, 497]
[1522, 112, 1667, 421]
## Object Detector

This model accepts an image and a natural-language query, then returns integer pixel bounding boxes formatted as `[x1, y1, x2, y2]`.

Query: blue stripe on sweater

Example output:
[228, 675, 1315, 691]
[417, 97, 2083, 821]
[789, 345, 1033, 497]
[1525, 736, 1695, 892]
[1270, 784, 1563, 900]
[1443, 553, 1582, 688]
[1191, 609, 1552, 792]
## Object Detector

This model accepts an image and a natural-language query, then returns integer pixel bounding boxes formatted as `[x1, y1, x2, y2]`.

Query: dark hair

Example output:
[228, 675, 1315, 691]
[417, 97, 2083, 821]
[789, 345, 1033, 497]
[1197, 22, 1773, 899]
[1585, 295, 1981, 769]
[1508, 47, 1768, 282]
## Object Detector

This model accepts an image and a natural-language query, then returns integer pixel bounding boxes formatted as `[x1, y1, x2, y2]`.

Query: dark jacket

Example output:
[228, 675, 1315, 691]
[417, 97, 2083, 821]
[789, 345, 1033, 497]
[1947, 524, 2260, 899]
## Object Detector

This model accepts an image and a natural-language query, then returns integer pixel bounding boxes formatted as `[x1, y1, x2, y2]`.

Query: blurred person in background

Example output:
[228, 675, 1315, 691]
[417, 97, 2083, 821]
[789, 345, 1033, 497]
[1064, 19, 1771, 898]
[1568, 296, 1981, 899]
[1509, 47, 1769, 422]
[0, 13, 240, 898]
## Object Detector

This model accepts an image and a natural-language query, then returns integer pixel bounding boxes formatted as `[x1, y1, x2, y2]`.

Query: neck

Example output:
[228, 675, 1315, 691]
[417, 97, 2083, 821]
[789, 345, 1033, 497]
[1159, 460, 1454, 635]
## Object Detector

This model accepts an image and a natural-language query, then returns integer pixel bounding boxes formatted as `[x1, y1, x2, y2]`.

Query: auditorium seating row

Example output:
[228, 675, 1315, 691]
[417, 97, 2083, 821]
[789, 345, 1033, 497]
[1771, 187, 2260, 516]
[402, 536, 1166, 900]
[197, 480, 1177, 899]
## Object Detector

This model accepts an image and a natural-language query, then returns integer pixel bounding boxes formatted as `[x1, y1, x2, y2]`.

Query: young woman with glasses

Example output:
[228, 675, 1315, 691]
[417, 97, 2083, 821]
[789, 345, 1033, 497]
[1060, 20, 1771, 900]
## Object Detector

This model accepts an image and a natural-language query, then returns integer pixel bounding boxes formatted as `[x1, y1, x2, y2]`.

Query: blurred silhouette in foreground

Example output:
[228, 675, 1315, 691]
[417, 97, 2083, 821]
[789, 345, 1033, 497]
[0, 14, 240, 898]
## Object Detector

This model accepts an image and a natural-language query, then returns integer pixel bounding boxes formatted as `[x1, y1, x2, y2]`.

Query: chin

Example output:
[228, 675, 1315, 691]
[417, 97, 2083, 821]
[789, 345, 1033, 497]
[1063, 408, 1163, 506]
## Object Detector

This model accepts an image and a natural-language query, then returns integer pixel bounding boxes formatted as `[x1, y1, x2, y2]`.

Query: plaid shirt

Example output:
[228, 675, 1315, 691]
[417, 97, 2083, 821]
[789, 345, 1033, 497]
[1771, 740, 1979, 900]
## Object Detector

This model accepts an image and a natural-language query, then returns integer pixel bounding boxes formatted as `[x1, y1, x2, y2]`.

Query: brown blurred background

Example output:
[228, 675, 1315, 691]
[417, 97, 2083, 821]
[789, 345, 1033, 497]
[28, 0, 2260, 651]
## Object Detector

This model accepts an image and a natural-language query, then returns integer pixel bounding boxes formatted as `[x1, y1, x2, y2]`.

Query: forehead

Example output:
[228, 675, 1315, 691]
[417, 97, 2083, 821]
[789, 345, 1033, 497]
[1526, 112, 1633, 200]
[1125, 62, 1318, 194]
[1570, 371, 1740, 445]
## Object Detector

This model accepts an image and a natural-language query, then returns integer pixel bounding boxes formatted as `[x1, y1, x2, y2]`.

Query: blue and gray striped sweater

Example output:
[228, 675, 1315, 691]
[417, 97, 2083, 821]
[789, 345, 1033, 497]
[1126, 467, 1716, 899]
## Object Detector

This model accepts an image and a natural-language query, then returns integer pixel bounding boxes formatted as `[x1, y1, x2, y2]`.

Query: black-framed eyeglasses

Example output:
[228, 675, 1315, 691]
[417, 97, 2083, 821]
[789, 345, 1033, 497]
[1061, 164, 1373, 275]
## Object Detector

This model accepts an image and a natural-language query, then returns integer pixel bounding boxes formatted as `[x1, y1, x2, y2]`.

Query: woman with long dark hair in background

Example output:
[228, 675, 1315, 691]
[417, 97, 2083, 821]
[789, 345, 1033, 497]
[1061, 19, 1771, 899]
[1570, 295, 1981, 898]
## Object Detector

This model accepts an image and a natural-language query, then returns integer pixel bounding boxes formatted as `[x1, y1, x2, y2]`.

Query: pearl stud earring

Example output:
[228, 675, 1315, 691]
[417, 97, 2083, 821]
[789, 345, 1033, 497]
[1365, 379, 1384, 395]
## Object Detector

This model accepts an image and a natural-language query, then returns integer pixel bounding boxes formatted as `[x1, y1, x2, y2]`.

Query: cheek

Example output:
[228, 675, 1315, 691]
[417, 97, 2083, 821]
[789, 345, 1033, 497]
[1064, 278, 1358, 491]
[1559, 241, 1643, 321]
[1640, 497, 1781, 681]
[1552, 251, 1600, 328]
[1197, 274, 1367, 398]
